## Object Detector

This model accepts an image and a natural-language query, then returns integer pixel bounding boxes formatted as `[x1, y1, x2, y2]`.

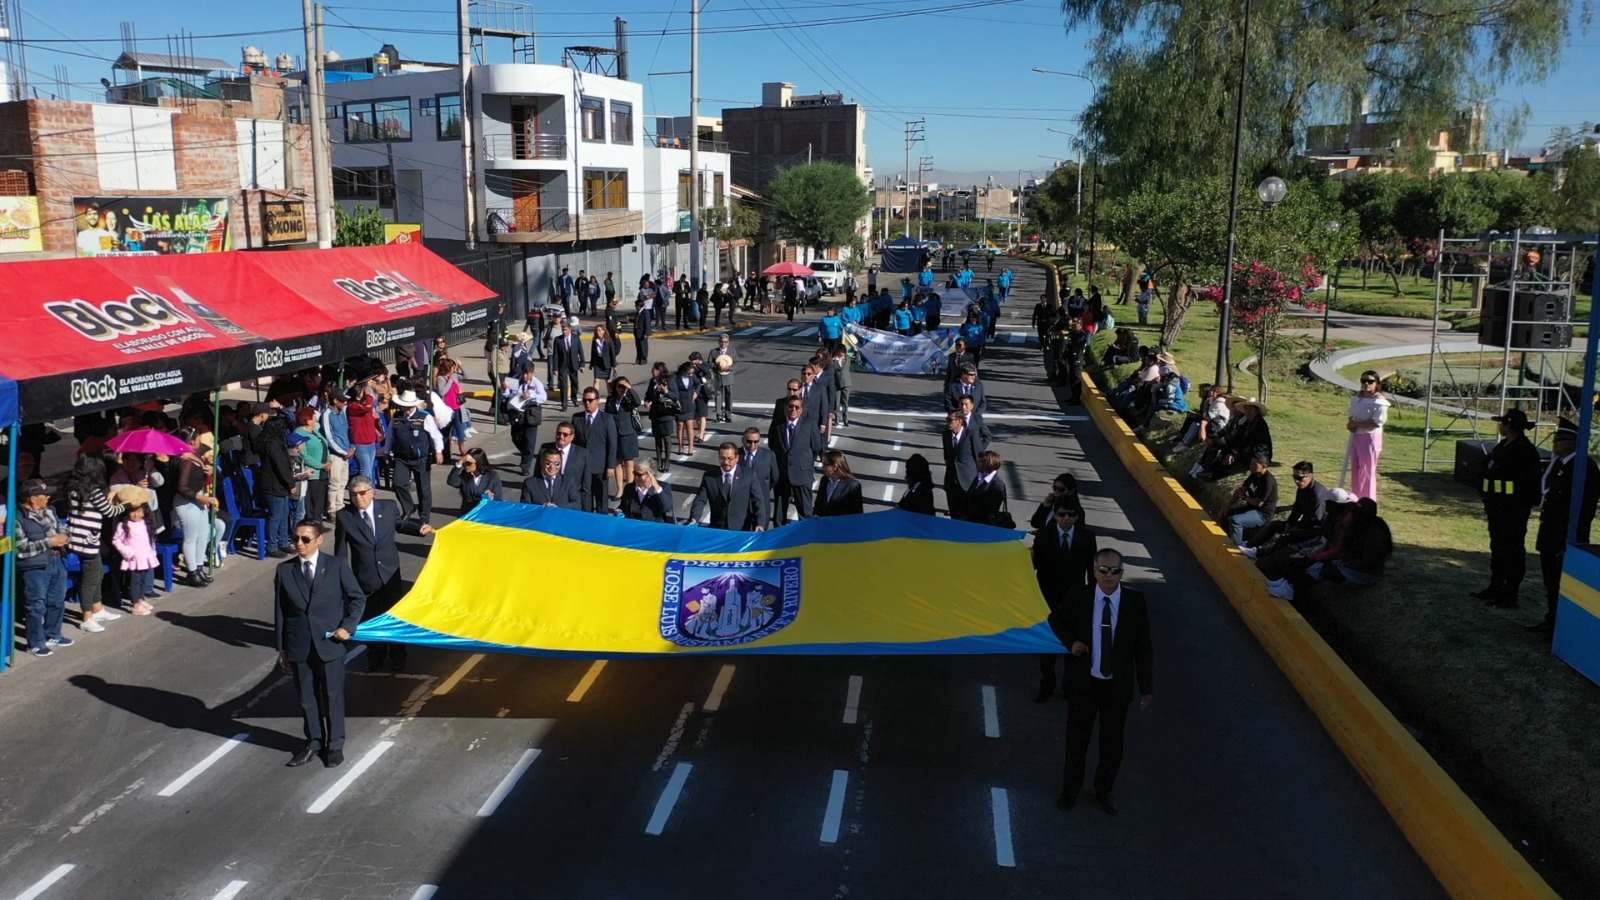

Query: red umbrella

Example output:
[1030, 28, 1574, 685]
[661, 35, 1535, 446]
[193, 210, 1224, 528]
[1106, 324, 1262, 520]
[106, 428, 194, 457]
[762, 261, 815, 277]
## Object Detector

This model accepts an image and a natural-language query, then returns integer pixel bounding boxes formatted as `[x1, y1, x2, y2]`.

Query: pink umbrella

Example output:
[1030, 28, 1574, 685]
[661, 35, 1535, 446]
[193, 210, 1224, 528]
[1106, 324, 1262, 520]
[762, 261, 815, 277]
[106, 428, 195, 457]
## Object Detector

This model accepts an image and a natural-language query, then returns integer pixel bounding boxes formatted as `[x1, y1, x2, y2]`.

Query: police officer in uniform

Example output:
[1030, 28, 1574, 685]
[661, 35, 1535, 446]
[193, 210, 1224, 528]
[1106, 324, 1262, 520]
[1473, 408, 1544, 608]
[1530, 417, 1600, 633]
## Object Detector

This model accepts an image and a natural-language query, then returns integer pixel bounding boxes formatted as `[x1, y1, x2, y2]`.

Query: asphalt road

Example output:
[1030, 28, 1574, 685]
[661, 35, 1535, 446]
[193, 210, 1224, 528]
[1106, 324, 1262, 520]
[0, 260, 1442, 899]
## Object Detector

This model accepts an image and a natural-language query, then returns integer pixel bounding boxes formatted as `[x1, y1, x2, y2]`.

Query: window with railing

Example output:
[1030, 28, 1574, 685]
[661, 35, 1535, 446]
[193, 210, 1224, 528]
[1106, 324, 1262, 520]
[581, 97, 605, 142]
[584, 169, 628, 210]
[610, 101, 633, 144]
[345, 98, 412, 143]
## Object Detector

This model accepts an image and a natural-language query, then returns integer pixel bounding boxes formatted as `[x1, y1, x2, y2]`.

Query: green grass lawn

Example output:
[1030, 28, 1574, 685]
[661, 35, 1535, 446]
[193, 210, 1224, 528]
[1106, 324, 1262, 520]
[1094, 300, 1600, 895]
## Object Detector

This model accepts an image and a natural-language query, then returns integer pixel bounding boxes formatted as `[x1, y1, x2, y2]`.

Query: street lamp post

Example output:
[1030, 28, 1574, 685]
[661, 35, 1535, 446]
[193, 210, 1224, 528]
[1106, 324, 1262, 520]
[1046, 127, 1083, 281]
[1213, 0, 1256, 390]
[1032, 68, 1099, 280]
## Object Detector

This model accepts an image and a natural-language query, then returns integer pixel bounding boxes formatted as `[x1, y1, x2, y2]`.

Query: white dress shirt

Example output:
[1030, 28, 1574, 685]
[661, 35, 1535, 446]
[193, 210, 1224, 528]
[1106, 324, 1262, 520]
[1091, 585, 1122, 680]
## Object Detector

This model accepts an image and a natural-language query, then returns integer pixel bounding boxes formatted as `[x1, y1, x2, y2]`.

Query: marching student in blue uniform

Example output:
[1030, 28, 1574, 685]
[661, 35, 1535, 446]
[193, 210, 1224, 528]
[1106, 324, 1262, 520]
[818, 306, 845, 354]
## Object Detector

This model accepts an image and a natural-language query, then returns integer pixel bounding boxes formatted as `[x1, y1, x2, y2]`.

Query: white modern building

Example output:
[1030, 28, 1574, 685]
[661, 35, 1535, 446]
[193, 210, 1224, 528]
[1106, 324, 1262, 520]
[295, 48, 732, 317]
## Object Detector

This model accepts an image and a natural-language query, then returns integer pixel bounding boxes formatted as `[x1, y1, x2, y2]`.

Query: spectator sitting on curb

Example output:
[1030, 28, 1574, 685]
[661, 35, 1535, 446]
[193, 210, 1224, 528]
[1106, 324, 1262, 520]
[1267, 498, 1392, 599]
[1173, 383, 1230, 452]
[1256, 492, 1361, 591]
[1221, 453, 1278, 547]
[1242, 464, 1343, 559]
[1192, 398, 1272, 482]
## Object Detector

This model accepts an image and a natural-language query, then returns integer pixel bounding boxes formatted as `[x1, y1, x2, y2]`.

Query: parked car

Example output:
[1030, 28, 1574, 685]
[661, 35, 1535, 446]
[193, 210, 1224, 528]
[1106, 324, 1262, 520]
[808, 259, 844, 294]
[803, 276, 825, 305]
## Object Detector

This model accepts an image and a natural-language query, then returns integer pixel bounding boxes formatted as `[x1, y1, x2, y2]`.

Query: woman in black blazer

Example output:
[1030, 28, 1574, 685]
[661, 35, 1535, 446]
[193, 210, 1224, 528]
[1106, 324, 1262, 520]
[589, 324, 619, 391]
[897, 452, 937, 515]
[960, 449, 1008, 525]
[1029, 471, 1084, 530]
[619, 460, 675, 523]
[446, 448, 504, 515]
[814, 449, 865, 517]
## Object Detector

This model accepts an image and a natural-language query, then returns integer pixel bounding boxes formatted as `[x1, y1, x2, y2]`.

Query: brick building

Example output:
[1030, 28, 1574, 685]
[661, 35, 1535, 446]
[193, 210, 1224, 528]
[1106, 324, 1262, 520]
[0, 98, 316, 260]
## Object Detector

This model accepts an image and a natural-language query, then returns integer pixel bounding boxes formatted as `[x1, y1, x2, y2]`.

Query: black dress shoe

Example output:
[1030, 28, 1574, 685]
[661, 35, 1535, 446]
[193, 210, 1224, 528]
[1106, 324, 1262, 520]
[287, 744, 320, 767]
[1470, 587, 1497, 600]
[1095, 791, 1119, 816]
[1031, 685, 1055, 704]
[1489, 598, 1520, 609]
[1056, 792, 1076, 811]
[1526, 618, 1555, 633]
[324, 749, 345, 768]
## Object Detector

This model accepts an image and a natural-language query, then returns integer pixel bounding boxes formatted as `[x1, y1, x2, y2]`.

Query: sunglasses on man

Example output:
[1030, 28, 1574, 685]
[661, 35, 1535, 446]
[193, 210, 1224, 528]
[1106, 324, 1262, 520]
[1095, 565, 1123, 575]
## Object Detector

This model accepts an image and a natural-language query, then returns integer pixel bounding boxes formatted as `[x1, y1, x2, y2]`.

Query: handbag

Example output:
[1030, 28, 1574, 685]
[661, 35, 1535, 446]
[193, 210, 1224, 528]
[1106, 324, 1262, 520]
[989, 496, 1017, 530]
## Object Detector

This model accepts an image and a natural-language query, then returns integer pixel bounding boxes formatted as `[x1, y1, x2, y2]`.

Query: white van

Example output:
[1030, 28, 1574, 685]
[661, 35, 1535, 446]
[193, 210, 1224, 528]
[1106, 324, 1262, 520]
[808, 259, 844, 294]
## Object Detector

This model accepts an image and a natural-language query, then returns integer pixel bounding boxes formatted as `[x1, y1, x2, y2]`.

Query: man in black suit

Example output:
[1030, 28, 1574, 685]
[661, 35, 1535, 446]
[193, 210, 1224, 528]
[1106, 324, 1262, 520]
[541, 422, 593, 510]
[334, 477, 434, 672]
[771, 398, 825, 523]
[690, 442, 769, 530]
[520, 449, 583, 509]
[1032, 501, 1098, 703]
[769, 379, 804, 433]
[739, 428, 780, 527]
[799, 364, 833, 441]
[942, 410, 981, 519]
[944, 364, 987, 413]
[276, 519, 369, 768]
[958, 395, 993, 454]
[571, 388, 618, 513]
[550, 321, 585, 410]
[1049, 548, 1153, 816]
[1532, 417, 1600, 633]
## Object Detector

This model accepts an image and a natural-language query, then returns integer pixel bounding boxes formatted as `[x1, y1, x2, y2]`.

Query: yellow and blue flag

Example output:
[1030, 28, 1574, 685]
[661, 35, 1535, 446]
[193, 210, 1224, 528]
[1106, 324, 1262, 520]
[355, 503, 1063, 657]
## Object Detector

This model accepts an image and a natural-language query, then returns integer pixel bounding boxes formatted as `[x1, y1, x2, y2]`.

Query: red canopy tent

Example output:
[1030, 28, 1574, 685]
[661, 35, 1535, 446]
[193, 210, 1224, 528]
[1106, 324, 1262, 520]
[0, 243, 495, 421]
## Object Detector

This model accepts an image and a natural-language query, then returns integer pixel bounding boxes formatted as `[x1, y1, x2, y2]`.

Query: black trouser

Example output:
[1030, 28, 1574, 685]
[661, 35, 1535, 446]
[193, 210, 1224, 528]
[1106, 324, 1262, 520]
[292, 652, 347, 750]
[555, 369, 580, 408]
[1062, 678, 1130, 798]
[676, 303, 689, 329]
[1038, 653, 1062, 691]
[303, 480, 328, 524]
[1066, 362, 1083, 401]
[1540, 547, 1564, 621]
[361, 573, 407, 668]
[835, 388, 850, 424]
[392, 456, 432, 523]
[777, 479, 813, 522]
[716, 385, 733, 421]
[635, 335, 650, 363]
[944, 478, 967, 520]
[1485, 503, 1531, 599]
[587, 472, 608, 513]
[511, 420, 541, 475]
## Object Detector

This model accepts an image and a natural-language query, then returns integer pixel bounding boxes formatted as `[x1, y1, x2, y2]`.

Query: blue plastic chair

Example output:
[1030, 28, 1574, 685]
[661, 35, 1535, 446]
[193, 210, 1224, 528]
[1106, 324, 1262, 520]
[221, 479, 268, 560]
[155, 533, 181, 591]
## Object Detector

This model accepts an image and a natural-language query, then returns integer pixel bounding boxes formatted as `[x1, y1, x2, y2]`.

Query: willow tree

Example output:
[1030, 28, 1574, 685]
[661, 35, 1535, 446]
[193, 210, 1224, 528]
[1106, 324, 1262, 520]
[1063, 0, 1575, 189]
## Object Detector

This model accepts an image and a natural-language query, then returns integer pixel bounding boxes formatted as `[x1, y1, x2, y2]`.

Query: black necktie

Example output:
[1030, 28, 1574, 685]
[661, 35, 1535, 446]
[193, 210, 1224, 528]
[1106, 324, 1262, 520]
[303, 560, 313, 583]
[545, 478, 553, 494]
[1097, 598, 1113, 679]
[1060, 529, 1069, 548]
[722, 473, 732, 495]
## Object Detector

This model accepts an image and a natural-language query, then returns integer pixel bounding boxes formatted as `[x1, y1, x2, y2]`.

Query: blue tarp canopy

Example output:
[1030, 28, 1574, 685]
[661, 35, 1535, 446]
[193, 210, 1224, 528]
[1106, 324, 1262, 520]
[881, 236, 933, 274]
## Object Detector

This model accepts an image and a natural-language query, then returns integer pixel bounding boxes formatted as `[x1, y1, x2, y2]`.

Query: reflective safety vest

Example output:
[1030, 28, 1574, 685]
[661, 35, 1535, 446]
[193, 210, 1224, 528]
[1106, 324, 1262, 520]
[1482, 477, 1516, 496]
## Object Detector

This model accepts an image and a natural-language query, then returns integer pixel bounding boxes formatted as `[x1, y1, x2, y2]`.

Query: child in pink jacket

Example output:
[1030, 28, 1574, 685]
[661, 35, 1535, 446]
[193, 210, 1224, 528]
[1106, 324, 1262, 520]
[112, 505, 159, 615]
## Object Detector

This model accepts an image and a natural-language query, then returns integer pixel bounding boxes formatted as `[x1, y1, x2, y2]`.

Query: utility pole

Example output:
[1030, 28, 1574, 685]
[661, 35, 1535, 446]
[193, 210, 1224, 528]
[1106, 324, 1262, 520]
[458, 0, 477, 249]
[303, 0, 333, 247]
[902, 118, 923, 241]
[916, 156, 934, 241]
[688, 0, 702, 289]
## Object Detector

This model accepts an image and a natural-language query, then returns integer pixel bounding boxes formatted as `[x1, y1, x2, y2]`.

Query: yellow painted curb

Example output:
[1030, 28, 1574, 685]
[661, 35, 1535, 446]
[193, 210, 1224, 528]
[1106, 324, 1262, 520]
[1079, 374, 1555, 900]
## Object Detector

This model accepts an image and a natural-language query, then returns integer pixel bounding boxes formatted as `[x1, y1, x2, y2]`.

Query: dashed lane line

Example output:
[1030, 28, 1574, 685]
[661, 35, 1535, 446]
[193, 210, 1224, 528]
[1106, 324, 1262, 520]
[476, 749, 542, 817]
[566, 660, 608, 702]
[880, 484, 894, 502]
[990, 787, 1017, 867]
[981, 686, 1000, 739]
[820, 770, 849, 844]
[729, 402, 1086, 422]
[433, 653, 486, 696]
[843, 675, 863, 725]
[210, 880, 249, 900]
[14, 864, 75, 900]
[306, 741, 395, 814]
[156, 733, 250, 797]
[645, 762, 693, 836]
[704, 664, 736, 712]
[410, 887, 438, 900]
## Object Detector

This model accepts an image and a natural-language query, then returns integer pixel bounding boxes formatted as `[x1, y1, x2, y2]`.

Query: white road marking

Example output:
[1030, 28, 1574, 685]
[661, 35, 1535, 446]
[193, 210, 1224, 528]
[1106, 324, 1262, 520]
[1007, 331, 1025, 344]
[820, 769, 849, 844]
[157, 733, 250, 796]
[742, 327, 770, 337]
[766, 325, 800, 337]
[433, 653, 486, 696]
[730, 403, 1085, 422]
[652, 702, 696, 771]
[842, 675, 863, 725]
[488, 450, 515, 460]
[892, 440, 902, 451]
[887, 460, 899, 475]
[645, 762, 693, 835]
[881, 484, 894, 501]
[566, 660, 608, 702]
[67, 777, 144, 835]
[306, 741, 395, 814]
[210, 880, 249, 900]
[704, 664, 736, 712]
[896, 422, 905, 432]
[15, 865, 75, 900]
[409, 887, 438, 900]
[981, 686, 1000, 738]
[477, 748, 542, 817]
[990, 787, 1016, 867]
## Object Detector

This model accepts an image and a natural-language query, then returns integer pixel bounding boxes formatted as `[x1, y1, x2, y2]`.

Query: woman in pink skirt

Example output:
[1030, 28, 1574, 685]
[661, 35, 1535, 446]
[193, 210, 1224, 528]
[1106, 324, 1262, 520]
[1344, 370, 1391, 502]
